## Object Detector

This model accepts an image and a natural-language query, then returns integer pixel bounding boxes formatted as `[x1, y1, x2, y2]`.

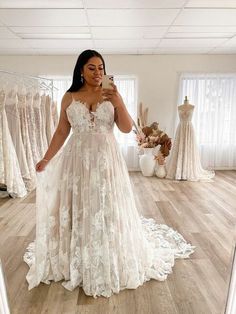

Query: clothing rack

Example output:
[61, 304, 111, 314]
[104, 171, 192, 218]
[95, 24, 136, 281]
[0, 70, 58, 100]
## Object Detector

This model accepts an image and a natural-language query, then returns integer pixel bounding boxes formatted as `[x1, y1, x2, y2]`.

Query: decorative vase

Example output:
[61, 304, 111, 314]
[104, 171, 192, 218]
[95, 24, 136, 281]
[155, 164, 167, 178]
[139, 147, 156, 176]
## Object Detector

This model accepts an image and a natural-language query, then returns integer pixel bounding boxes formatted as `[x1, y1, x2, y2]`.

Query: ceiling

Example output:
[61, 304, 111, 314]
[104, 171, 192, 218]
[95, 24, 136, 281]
[1, 0, 236, 55]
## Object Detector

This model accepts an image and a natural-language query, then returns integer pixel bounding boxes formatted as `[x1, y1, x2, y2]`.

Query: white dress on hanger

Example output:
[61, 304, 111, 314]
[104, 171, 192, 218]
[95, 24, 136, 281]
[51, 100, 59, 128]
[33, 92, 46, 159]
[166, 104, 215, 181]
[26, 91, 40, 165]
[5, 89, 31, 187]
[45, 95, 55, 146]
[24, 99, 195, 298]
[0, 89, 27, 198]
[40, 94, 49, 153]
[17, 91, 36, 191]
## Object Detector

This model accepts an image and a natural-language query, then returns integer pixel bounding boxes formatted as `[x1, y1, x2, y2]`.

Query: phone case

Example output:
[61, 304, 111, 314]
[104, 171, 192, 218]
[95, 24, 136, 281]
[102, 75, 114, 89]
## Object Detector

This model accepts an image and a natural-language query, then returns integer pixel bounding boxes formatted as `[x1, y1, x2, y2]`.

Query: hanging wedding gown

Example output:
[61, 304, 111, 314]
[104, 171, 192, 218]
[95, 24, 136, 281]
[0, 89, 27, 198]
[5, 89, 31, 187]
[40, 94, 49, 153]
[45, 95, 55, 146]
[26, 91, 40, 165]
[51, 100, 59, 128]
[166, 105, 215, 181]
[33, 92, 46, 159]
[18, 92, 36, 191]
[24, 99, 195, 298]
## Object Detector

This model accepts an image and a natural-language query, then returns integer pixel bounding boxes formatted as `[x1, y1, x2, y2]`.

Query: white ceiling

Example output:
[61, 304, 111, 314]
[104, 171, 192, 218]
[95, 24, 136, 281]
[1, 0, 236, 55]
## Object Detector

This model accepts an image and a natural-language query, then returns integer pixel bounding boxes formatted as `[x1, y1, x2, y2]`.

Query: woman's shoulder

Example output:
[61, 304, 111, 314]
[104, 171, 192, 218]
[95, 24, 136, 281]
[61, 92, 73, 110]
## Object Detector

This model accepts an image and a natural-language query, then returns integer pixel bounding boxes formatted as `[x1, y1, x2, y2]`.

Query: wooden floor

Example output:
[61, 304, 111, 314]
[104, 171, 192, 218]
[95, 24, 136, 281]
[0, 170, 235, 314]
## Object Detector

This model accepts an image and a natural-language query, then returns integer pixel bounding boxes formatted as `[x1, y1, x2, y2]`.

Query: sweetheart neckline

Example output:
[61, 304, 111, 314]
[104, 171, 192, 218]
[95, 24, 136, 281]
[66, 99, 110, 114]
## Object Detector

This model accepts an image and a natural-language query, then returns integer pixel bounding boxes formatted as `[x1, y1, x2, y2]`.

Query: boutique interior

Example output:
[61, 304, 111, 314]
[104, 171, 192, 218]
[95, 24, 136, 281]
[0, 1, 236, 314]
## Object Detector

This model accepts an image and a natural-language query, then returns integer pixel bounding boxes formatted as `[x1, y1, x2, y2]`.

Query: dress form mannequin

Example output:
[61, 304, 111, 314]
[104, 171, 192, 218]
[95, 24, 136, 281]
[178, 96, 194, 109]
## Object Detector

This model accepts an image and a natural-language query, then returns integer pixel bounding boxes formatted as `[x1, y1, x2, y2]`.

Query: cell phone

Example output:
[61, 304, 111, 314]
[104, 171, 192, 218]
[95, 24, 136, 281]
[102, 75, 114, 89]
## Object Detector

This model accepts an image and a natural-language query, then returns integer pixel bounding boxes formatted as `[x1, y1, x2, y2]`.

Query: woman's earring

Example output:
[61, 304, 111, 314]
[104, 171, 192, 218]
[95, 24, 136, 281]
[81, 74, 84, 84]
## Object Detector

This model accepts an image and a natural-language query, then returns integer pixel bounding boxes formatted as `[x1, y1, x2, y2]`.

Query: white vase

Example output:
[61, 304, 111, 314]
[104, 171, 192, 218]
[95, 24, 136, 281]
[155, 164, 167, 178]
[139, 148, 156, 176]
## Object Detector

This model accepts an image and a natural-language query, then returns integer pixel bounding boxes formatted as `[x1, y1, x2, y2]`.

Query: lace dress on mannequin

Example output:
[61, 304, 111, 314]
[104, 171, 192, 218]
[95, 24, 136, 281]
[24, 98, 195, 298]
[5, 88, 31, 188]
[166, 98, 215, 181]
[0, 89, 27, 198]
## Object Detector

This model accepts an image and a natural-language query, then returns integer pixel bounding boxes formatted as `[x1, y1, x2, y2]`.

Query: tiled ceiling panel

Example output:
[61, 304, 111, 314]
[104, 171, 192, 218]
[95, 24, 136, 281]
[0, 9, 88, 27]
[94, 39, 160, 49]
[87, 9, 179, 26]
[174, 9, 236, 26]
[159, 38, 227, 48]
[91, 26, 168, 39]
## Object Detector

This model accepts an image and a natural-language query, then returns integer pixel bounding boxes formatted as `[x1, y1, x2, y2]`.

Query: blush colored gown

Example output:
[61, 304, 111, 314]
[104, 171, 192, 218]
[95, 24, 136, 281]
[24, 99, 195, 298]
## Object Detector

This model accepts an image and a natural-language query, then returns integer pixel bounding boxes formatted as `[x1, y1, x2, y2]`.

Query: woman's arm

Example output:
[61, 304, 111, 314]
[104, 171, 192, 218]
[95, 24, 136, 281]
[102, 83, 133, 133]
[114, 102, 133, 133]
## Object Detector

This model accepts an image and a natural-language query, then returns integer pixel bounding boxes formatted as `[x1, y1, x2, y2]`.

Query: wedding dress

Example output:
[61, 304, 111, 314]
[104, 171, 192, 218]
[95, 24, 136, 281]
[24, 98, 195, 298]
[33, 92, 46, 159]
[40, 94, 49, 152]
[18, 92, 36, 191]
[26, 91, 40, 165]
[166, 105, 215, 181]
[51, 100, 59, 128]
[0, 89, 27, 198]
[45, 95, 55, 146]
[5, 89, 31, 187]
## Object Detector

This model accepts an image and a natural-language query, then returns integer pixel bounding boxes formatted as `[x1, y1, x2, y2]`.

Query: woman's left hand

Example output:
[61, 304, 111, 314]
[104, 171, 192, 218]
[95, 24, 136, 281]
[102, 83, 123, 109]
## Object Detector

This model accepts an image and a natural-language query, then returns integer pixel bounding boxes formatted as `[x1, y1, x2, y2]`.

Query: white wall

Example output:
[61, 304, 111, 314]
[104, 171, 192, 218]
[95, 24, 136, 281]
[1, 54, 236, 136]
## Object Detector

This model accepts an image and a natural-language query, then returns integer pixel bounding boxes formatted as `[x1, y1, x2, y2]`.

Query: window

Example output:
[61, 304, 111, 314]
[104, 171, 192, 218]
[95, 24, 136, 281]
[179, 73, 236, 169]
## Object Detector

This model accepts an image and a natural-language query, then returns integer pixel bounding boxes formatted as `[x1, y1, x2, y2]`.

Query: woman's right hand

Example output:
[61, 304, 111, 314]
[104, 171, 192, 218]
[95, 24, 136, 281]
[35, 159, 49, 172]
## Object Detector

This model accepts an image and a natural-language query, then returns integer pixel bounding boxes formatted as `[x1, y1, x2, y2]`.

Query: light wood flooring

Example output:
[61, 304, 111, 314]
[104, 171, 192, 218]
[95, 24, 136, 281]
[0, 170, 235, 314]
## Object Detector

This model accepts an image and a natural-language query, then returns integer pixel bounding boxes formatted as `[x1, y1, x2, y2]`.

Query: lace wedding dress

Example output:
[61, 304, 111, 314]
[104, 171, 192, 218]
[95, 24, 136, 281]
[18, 92, 36, 191]
[0, 89, 27, 198]
[5, 89, 31, 187]
[45, 95, 55, 146]
[26, 91, 40, 165]
[33, 92, 47, 159]
[24, 99, 195, 298]
[166, 105, 215, 181]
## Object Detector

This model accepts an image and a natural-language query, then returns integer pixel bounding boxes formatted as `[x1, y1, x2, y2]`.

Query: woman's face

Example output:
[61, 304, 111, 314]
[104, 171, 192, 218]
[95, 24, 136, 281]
[82, 56, 104, 87]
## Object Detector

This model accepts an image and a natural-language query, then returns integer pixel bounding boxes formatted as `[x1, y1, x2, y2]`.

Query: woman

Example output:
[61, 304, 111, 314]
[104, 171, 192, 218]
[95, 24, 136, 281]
[24, 50, 195, 299]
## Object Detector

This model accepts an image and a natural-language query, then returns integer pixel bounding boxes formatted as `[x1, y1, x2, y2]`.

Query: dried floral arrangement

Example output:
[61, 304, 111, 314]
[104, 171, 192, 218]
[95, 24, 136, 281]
[132, 102, 172, 165]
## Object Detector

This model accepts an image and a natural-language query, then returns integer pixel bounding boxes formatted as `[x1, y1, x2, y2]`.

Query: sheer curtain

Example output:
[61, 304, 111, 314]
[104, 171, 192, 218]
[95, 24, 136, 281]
[179, 73, 236, 170]
[113, 76, 139, 171]
[52, 76, 139, 171]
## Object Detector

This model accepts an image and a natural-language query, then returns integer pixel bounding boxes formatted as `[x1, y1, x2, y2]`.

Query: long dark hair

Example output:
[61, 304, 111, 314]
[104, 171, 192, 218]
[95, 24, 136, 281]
[67, 49, 106, 93]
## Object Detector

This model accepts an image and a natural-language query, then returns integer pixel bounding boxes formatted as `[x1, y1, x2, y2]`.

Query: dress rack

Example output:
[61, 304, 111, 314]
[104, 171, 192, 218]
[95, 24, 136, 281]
[0, 70, 58, 99]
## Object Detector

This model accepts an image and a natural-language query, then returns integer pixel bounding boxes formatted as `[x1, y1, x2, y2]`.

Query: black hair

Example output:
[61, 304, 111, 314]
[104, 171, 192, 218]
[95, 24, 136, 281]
[67, 49, 106, 93]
